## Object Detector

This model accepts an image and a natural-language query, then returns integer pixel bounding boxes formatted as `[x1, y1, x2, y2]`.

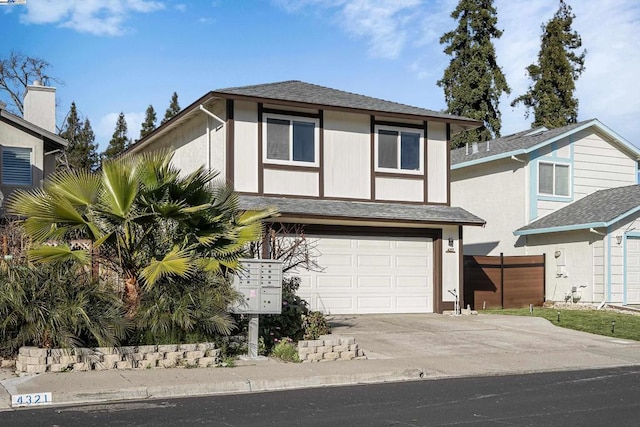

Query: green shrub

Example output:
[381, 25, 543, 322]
[270, 338, 300, 363]
[0, 261, 130, 357]
[259, 277, 309, 350]
[302, 311, 331, 340]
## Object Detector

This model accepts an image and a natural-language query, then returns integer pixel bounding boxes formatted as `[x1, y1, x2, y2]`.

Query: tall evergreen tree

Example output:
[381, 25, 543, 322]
[140, 104, 157, 139]
[161, 92, 180, 124]
[511, 0, 586, 129]
[438, 0, 510, 148]
[101, 112, 130, 161]
[59, 102, 99, 171]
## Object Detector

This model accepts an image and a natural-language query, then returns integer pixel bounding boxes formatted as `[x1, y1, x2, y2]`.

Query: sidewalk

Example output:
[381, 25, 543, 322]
[1, 314, 639, 410]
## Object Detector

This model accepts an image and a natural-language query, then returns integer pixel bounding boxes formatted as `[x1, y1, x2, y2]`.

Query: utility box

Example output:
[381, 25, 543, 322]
[232, 259, 283, 315]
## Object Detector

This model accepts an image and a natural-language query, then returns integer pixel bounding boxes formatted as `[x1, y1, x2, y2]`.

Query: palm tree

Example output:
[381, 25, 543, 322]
[6, 150, 277, 321]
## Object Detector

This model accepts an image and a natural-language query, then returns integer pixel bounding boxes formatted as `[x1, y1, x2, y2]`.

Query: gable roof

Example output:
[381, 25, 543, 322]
[514, 185, 640, 236]
[451, 119, 640, 169]
[0, 106, 67, 148]
[128, 80, 481, 153]
[214, 81, 479, 124]
[239, 195, 486, 227]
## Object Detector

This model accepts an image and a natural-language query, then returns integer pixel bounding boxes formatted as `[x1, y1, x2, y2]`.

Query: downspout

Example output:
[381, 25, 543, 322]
[198, 105, 225, 171]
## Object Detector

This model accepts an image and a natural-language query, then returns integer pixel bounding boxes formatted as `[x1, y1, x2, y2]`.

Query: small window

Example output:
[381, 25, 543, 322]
[538, 162, 570, 197]
[264, 114, 318, 166]
[375, 126, 423, 173]
[2, 147, 32, 186]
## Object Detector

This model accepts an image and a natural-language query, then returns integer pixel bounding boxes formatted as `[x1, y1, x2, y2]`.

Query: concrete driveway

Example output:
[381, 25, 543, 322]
[329, 314, 640, 376]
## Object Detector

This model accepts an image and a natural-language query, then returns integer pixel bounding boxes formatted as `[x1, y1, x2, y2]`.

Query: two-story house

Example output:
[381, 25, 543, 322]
[451, 119, 640, 306]
[0, 81, 66, 209]
[128, 81, 485, 314]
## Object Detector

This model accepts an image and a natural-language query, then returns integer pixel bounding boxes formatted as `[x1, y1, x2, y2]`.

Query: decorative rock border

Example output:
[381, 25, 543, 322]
[297, 335, 366, 362]
[15, 343, 221, 374]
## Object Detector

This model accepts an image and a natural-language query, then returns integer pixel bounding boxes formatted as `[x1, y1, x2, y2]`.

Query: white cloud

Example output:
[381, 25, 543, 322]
[175, 4, 187, 12]
[274, 0, 422, 59]
[20, 0, 165, 36]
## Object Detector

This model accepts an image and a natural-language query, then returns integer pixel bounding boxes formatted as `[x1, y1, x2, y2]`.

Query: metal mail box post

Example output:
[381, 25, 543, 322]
[232, 259, 284, 359]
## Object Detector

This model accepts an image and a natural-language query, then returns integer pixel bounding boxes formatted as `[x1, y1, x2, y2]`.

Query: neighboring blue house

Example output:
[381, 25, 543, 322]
[451, 119, 640, 306]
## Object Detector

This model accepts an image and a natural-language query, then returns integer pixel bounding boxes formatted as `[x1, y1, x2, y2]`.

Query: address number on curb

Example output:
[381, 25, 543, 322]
[12, 392, 52, 407]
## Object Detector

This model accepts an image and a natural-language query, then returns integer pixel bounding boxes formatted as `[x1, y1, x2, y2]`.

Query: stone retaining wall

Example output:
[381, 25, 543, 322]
[297, 335, 366, 362]
[15, 343, 221, 374]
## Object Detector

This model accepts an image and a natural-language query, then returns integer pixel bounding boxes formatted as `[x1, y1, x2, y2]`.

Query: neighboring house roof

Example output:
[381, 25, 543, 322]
[514, 185, 640, 236]
[451, 119, 640, 169]
[128, 80, 482, 154]
[0, 107, 67, 149]
[239, 195, 486, 227]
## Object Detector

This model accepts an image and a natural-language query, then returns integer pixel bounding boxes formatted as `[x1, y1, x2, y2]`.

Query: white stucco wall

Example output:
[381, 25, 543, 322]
[452, 157, 527, 256]
[323, 110, 370, 199]
[441, 225, 461, 303]
[233, 101, 259, 193]
[427, 122, 448, 203]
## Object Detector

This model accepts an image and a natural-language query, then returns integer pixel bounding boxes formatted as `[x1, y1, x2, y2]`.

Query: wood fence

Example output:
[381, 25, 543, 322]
[463, 253, 545, 309]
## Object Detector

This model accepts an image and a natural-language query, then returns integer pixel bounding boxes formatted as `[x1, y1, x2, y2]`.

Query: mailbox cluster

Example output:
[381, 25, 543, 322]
[232, 259, 283, 314]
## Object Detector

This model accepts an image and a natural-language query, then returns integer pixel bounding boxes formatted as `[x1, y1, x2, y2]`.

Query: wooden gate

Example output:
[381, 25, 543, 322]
[463, 253, 545, 309]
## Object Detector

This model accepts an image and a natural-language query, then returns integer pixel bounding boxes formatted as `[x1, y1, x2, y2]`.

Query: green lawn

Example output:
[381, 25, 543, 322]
[482, 307, 640, 341]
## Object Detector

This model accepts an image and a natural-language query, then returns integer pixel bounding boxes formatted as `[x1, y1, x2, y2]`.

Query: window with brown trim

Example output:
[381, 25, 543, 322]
[263, 113, 319, 167]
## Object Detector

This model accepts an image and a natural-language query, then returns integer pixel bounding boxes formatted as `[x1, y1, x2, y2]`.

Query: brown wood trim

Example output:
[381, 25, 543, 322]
[262, 107, 321, 119]
[287, 224, 441, 239]
[433, 230, 443, 313]
[211, 92, 482, 128]
[258, 103, 264, 194]
[370, 115, 375, 201]
[263, 164, 320, 172]
[374, 172, 424, 180]
[319, 109, 324, 198]
[458, 225, 464, 309]
[446, 123, 451, 206]
[265, 212, 481, 227]
[373, 120, 425, 130]
[225, 99, 234, 183]
[424, 121, 429, 204]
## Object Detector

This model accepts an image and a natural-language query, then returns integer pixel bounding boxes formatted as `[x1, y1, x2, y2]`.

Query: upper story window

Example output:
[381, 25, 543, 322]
[1, 146, 32, 186]
[538, 161, 570, 197]
[375, 125, 423, 174]
[264, 113, 319, 167]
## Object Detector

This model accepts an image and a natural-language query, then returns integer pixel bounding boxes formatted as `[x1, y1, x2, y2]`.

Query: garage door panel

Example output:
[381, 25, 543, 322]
[315, 296, 354, 311]
[396, 276, 427, 287]
[322, 254, 354, 266]
[397, 255, 430, 267]
[317, 275, 353, 288]
[357, 296, 393, 309]
[396, 296, 430, 310]
[356, 239, 393, 250]
[357, 276, 392, 288]
[396, 240, 430, 250]
[358, 255, 392, 267]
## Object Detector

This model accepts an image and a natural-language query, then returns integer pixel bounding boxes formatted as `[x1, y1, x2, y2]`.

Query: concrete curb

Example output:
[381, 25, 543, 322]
[0, 368, 426, 410]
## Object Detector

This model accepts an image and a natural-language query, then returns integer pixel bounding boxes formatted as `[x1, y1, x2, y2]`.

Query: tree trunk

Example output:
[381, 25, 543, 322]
[123, 274, 141, 319]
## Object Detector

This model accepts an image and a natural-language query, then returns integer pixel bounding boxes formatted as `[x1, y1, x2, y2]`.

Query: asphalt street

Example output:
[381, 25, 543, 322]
[3, 366, 639, 426]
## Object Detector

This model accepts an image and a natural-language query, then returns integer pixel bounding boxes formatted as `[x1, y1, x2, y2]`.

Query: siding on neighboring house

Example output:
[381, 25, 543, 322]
[593, 239, 605, 301]
[573, 129, 636, 198]
[0, 119, 45, 195]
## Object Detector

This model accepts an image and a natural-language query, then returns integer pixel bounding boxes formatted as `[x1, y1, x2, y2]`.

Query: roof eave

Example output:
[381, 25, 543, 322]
[514, 222, 608, 236]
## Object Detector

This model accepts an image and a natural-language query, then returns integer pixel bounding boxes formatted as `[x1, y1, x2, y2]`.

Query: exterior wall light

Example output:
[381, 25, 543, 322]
[616, 235, 623, 245]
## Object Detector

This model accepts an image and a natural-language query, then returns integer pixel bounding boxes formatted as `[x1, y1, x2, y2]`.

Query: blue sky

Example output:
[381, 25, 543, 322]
[1, 0, 639, 150]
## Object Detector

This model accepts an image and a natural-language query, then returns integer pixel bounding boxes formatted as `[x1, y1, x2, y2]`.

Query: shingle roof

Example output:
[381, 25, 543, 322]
[515, 185, 640, 235]
[214, 80, 480, 124]
[239, 195, 486, 226]
[451, 120, 593, 166]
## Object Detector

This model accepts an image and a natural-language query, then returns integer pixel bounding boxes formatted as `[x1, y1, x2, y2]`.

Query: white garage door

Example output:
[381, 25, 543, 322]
[626, 237, 640, 304]
[295, 235, 433, 314]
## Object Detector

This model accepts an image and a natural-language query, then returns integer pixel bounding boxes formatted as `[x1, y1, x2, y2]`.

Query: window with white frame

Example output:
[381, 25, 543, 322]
[375, 126, 423, 173]
[538, 162, 570, 197]
[264, 114, 319, 166]
[2, 147, 32, 186]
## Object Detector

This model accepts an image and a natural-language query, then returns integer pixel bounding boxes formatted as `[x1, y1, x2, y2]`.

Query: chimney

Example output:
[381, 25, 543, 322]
[23, 80, 56, 133]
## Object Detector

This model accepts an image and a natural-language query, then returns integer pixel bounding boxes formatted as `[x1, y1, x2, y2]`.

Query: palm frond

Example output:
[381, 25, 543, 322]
[28, 245, 91, 265]
[140, 246, 196, 289]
